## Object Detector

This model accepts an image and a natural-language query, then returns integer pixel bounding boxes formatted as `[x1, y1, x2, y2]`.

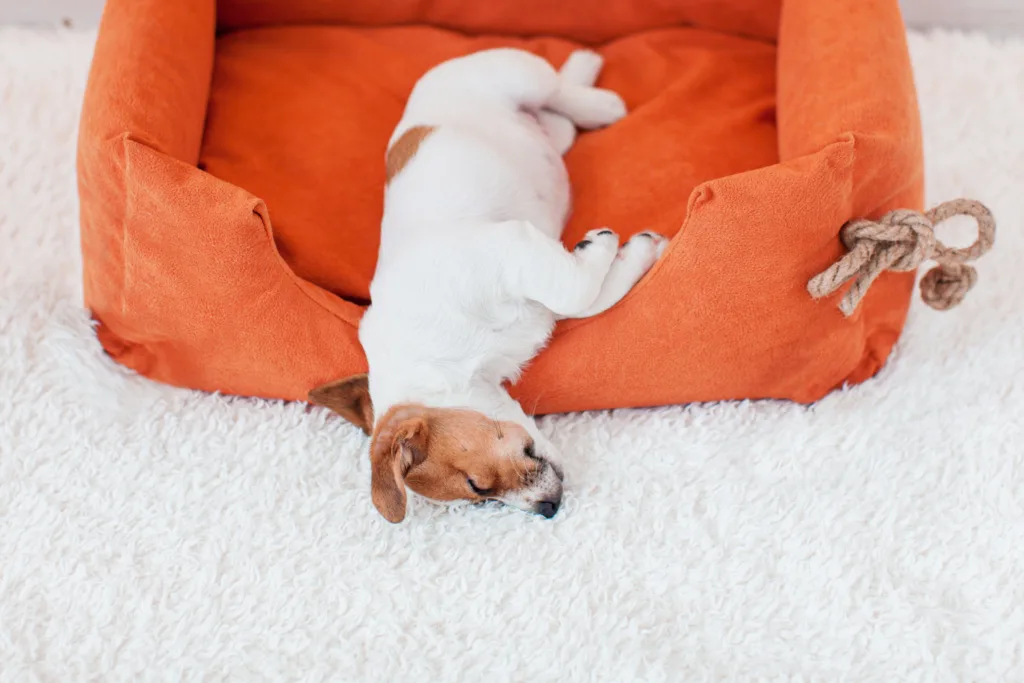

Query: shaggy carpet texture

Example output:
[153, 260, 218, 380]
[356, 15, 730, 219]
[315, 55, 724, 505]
[1, 27, 1022, 682]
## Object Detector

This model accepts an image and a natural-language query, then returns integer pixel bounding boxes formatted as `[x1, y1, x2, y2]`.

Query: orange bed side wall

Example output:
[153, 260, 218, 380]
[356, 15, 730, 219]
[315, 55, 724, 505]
[214, 0, 784, 43]
[79, 0, 365, 398]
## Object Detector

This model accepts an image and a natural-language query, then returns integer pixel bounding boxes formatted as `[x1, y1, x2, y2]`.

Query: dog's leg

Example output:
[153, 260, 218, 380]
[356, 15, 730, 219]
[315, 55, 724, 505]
[558, 232, 668, 319]
[454, 48, 564, 111]
[538, 50, 607, 155]
[548, 84, 627, 130]
[462, 48, 624, 136]
[488, 220, 619, 317]
[546, 51, 626, 131]
[537, 110, 577, 156]
[559, 49, 604, 88]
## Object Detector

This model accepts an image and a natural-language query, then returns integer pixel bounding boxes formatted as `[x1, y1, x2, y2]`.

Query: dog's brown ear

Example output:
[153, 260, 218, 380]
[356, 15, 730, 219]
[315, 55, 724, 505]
[308, 374, 374, 435]
[369, 414, 429, 523]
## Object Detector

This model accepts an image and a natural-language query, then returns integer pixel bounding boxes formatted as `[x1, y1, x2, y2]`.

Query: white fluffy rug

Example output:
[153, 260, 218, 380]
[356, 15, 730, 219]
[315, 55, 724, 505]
[2, 27, 1023, 682]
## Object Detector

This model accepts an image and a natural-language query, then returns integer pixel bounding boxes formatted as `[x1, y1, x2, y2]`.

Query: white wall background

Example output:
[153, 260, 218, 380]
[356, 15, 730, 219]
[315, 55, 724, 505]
[902, 0, 1024, 34]
[2, 0, 1024, 33]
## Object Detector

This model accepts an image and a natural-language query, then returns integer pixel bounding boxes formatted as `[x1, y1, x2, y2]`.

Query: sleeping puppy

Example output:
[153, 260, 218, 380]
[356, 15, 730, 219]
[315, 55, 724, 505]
[310, 48, 666, 522]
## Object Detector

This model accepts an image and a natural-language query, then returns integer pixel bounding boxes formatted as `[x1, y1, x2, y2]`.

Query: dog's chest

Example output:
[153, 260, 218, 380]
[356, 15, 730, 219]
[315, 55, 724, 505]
[467, 298, 555, 382]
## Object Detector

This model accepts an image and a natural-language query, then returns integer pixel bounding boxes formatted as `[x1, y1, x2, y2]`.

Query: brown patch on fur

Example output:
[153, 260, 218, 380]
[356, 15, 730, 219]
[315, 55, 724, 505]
[385, 125, 435, 182]
[368, 405, 540, 523]
[308, 374, 374, 435]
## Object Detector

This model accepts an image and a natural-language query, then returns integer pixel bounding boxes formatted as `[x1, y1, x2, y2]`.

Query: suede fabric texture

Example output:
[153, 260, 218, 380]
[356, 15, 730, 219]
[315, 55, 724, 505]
[78, 0, 923, 412]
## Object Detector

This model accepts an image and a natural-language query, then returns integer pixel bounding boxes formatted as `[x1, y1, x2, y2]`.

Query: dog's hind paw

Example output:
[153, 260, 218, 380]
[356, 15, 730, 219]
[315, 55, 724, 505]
[560, 50, 604, 87]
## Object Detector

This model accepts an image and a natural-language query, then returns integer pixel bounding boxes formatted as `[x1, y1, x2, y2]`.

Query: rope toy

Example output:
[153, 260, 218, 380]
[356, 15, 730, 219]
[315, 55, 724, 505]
[808, 199, 996, 317]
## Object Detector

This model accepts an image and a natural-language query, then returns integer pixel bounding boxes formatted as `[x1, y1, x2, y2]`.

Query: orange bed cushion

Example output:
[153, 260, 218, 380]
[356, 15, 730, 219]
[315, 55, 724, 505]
[78, 0, 923, 413]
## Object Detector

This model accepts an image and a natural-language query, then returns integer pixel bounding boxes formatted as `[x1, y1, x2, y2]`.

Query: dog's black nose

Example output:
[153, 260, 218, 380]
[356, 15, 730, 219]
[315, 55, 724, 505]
[536, 500, 560, 519]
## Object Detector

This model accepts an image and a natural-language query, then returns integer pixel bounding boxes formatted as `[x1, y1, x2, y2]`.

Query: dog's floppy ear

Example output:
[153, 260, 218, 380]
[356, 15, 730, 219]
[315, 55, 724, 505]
[308, 374, 374, 435]
[369, 413, 429, 523]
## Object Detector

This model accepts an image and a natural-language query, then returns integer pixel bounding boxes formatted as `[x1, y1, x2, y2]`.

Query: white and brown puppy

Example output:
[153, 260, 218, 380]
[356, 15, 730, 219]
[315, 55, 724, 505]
[311, 48, 666, 522]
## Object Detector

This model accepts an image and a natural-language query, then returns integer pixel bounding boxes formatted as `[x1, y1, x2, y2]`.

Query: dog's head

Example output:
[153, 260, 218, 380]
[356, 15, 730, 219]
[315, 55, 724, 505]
[309, 375, 563, 523]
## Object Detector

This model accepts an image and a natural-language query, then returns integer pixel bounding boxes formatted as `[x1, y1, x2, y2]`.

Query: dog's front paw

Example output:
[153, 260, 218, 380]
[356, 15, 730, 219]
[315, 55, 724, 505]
[618, 231, 668, 272]
[574, 228, 619, 256]
[572, 228, 619, 282]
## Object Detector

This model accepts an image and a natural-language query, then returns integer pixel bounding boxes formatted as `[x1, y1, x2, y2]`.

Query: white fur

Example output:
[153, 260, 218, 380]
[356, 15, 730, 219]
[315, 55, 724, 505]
[4, 27, 1024, 681]
[363, 48, 665, 468]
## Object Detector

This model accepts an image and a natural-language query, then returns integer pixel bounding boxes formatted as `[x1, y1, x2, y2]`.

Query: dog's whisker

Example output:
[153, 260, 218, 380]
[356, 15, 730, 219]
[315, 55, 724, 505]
[528, 390, 547, 422]
[511, 455, 526, 478]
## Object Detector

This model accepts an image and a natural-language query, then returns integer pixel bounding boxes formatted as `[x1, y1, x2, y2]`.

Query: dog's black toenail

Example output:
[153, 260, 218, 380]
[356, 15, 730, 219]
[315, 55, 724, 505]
[574, 239, 592, 251]
[636, 232, 655, 239]
[597, 229, 614, 236]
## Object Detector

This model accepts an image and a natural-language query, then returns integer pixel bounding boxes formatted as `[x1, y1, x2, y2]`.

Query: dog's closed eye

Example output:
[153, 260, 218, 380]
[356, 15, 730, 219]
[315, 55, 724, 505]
[467, 478, 494, 496]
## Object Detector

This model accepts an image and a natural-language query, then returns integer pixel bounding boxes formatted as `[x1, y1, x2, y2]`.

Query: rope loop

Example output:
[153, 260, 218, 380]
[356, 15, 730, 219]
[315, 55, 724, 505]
[808, 199, 995, 317]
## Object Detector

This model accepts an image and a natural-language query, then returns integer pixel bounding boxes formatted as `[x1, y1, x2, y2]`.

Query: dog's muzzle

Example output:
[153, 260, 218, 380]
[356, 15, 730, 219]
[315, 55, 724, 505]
[528, 457, 563, 519]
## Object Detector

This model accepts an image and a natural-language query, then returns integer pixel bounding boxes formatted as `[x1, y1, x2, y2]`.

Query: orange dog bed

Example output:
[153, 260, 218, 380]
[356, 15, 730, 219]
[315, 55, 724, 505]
[79, 0, 925, 413]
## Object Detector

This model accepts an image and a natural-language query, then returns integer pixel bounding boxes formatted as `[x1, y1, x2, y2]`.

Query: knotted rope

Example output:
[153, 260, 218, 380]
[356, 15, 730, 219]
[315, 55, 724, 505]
[808, 199, 995, 317]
